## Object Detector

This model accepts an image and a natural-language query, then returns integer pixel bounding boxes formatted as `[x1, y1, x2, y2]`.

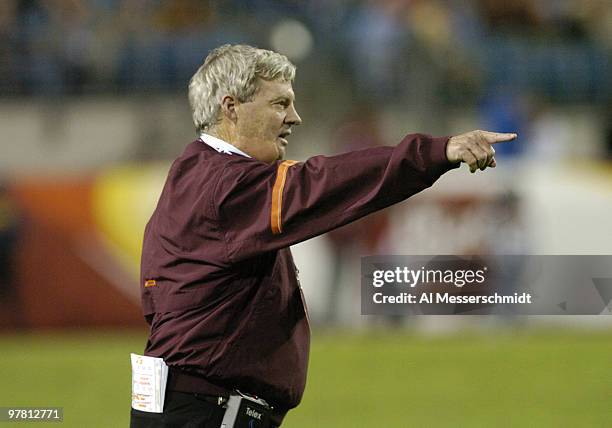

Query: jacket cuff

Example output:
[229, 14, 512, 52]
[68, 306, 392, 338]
[425, 135, 460, 182]
[430, 136, 455, 167]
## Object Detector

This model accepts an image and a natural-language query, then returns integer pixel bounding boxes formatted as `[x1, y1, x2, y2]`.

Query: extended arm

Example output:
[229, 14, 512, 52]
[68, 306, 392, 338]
[216, 134, 456, 262]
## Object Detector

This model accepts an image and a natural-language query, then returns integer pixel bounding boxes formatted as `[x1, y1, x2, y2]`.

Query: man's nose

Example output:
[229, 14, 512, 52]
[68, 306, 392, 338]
[286, 104, 302, 126]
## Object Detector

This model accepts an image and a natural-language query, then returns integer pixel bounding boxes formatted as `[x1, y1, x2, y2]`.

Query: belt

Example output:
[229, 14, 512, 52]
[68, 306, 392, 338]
[193, 392, 228, 407]
[167, 366, 231, 397]
[166, 367, 284, 426]
[176, 392, 280, 428]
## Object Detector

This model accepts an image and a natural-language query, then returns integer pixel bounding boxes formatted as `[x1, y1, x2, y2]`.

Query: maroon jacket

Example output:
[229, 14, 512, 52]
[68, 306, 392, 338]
[140, 134, 456, 422]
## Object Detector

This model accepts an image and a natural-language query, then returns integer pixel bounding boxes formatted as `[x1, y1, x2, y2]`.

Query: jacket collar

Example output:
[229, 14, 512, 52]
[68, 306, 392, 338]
[199, 133, 251, 158]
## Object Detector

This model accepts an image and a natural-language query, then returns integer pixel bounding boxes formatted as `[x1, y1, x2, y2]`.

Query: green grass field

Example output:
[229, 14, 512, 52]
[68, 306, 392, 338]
[0, 328, 610, 427]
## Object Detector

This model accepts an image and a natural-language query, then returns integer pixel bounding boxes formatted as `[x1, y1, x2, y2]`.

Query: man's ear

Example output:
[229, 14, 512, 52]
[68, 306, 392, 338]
[220, 95, 238, 123]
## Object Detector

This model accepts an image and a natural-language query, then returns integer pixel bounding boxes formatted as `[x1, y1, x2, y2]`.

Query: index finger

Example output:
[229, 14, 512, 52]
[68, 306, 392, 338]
[480, 131, 517, 144]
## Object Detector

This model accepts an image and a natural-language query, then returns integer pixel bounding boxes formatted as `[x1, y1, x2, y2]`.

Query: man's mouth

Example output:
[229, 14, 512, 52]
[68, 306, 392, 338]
[278, 130, 291, 146]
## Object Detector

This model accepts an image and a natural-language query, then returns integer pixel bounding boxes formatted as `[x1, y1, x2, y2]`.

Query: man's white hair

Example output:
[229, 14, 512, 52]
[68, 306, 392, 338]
[188, 44, 296, 132]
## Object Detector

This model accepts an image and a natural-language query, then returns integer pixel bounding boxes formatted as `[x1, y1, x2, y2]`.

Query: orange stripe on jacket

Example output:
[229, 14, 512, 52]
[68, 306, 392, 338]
[271, 160, 298, 234]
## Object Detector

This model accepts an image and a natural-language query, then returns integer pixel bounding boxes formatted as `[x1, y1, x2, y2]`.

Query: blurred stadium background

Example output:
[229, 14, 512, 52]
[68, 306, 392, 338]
[0, 0, 611, 426]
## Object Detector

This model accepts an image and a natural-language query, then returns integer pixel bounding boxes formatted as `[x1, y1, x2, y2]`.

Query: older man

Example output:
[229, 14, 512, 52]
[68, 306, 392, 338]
[131, 44, 515, 427]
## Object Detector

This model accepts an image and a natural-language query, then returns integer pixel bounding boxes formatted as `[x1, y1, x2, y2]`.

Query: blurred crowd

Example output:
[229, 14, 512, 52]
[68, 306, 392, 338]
[0, 0, 610, 105]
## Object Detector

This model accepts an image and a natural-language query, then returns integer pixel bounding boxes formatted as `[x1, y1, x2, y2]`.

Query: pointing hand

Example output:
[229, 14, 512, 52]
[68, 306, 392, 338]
[446, 130, 517, 173]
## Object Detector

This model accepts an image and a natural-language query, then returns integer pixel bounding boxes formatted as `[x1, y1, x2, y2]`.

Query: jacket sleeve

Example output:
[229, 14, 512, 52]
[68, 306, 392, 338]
[214, 134, 457, 263]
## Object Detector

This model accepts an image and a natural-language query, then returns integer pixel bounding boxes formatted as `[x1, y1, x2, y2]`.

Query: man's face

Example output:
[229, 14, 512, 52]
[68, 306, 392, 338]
[234, 79, 302, 163]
